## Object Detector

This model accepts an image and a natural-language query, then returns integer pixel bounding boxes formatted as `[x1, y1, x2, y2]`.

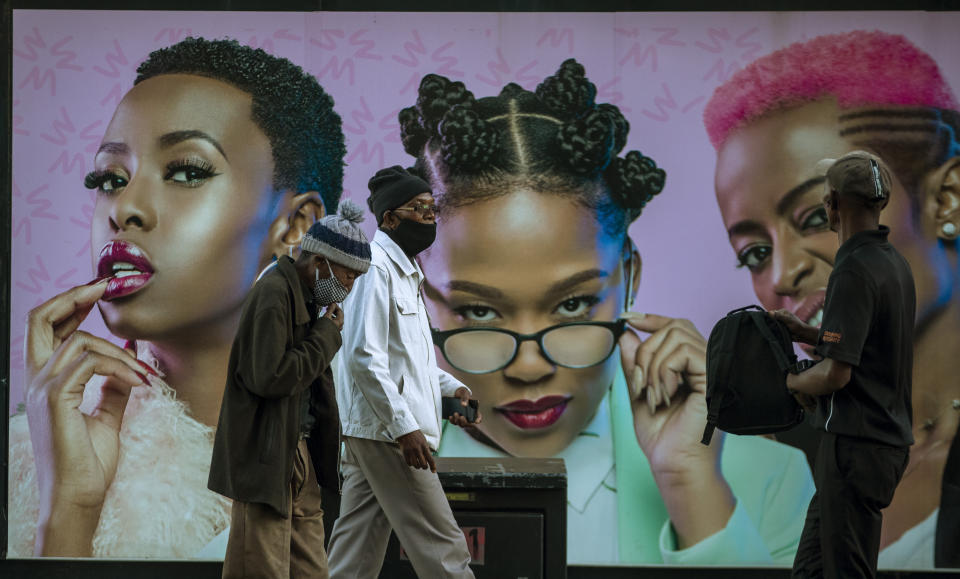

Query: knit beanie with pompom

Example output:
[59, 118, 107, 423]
[300, 199, 372, 273]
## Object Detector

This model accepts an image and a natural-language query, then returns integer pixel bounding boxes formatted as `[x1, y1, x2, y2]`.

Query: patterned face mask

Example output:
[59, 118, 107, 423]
[313, 258, 349, 306]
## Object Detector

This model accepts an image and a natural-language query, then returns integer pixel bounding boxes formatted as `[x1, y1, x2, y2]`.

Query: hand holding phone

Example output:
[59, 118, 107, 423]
[442, 396, 479, 424]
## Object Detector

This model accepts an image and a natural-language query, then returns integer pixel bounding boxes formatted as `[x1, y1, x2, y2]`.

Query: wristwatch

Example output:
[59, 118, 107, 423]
[793, 359, 816, 373]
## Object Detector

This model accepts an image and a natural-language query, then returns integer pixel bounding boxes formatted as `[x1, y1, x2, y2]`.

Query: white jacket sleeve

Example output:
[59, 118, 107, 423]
[437, 367, 470, 397]
[343, 265, 420, 439]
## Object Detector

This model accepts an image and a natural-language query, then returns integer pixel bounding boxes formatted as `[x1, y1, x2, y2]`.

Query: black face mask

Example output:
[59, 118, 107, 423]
[388, 219, 437, 256]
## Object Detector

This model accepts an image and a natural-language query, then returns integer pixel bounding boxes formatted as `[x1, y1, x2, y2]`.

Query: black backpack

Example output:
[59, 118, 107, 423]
[701, 305, 806, 445]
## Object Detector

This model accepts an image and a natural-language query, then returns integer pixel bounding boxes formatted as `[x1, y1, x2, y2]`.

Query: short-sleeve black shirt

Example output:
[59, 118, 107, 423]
[814, 226, 916, 447]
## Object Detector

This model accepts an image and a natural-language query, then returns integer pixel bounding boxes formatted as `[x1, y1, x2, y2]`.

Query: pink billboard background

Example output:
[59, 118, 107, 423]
[11, 9, 959, 416]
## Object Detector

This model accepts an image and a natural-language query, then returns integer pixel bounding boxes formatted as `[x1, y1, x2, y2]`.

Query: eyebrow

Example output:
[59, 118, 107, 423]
[437, 268, 609, 302]
[96, 142, 130, 156]
[158, 130, 229, 161]
[727, 176, 826, 239]
[775, 176, 825, 216]
[95, 130, 230, 161]
[446, 280, 505, 300]
[544, 268, 609, 298]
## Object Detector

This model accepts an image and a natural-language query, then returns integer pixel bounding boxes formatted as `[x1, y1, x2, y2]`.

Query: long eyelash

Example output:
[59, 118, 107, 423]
[556, 294, 601, 316]
[163, 157, 217, 179]
[452, 303, 500, 327]
[452, 302, 493, 316]
[84, 170, 111, 190]
[563, 294, 600, 306]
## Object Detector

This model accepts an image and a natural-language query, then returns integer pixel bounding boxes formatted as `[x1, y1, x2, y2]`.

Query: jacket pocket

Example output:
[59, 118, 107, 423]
[395, 297, 418, 316]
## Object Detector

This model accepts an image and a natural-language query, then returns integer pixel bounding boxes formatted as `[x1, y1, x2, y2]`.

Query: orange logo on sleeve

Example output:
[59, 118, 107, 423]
[823, 330, 842, 343]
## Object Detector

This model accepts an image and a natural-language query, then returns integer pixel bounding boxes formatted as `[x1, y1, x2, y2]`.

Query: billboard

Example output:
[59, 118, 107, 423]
[8, 9, 960, 568]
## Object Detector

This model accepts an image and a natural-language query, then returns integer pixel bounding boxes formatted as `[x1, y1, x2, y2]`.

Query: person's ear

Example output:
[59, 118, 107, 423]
[622, 238, 642, 310]
[381, 209, 400, 231]
[262, 191, 326, 265]
[926, 157, 960, 241]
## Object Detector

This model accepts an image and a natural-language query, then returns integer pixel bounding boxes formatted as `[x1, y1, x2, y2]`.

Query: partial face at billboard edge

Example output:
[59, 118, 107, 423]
[713, 98, 934, 345]
[420, 189, 627, 458]
[89, 74, 278, 343]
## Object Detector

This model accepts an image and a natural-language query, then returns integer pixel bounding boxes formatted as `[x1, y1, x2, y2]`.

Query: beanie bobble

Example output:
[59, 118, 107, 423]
[606, 151, 666, 220]
[439, 106, 501, 171]
[416, 74, 476, 136]
[536, 58, 597, 120]
[399, 106, 428, 156]
[337, 199, 366, 224]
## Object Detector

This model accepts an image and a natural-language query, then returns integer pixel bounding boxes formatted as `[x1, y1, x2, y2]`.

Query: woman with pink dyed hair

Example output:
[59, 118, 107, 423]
[704, 30, 960, 570]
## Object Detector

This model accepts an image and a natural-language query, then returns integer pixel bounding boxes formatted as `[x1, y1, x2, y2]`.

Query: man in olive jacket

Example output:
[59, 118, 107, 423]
[209, 202, 371, 578]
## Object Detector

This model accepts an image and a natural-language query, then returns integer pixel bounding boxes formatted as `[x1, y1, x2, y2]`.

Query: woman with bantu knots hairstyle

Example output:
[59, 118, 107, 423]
[405, 59, 814, 565]
[8, 37, 345, 558]
[705, 30, 960, 569]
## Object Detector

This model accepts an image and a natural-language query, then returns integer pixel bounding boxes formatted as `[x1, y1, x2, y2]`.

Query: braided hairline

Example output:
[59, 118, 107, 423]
[838, 105, 960, 227]
[433, 170, 624, 237]
[410, 60, 664, 239]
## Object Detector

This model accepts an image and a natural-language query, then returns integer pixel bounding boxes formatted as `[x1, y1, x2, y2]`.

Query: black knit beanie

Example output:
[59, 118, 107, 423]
[367, 166, 431, 226]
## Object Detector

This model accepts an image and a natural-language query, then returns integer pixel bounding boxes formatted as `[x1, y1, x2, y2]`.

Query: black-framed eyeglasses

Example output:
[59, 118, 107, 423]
[431, 319, 627, 374]
[393, 202, 437, 217]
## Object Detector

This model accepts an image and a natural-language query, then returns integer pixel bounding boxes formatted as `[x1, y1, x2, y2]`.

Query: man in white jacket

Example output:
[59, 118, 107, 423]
[328, 166, 479, 579]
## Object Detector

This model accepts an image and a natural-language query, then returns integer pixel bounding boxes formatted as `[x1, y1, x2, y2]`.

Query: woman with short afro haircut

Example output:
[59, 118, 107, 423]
[9, 36, 345, 558]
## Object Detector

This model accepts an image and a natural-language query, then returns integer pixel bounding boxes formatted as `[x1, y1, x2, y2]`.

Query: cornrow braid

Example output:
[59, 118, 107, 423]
[416, 75, 477, 137]
[535, 58, 597, 120]
[606, 151, 666, 222]
[837, 106, 960, 226]
[438, 106, 502, 172]
[402, 58, 666, 238]
[399, 105, 428, 157]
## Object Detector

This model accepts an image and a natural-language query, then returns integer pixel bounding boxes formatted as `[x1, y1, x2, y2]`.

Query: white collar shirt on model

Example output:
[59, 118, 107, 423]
[438, 397, 618, 564]
[335, 230, 468, 450]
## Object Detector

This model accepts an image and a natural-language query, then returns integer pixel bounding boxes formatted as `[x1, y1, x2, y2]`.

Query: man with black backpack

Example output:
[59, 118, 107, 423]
[771, 151, 915, 579]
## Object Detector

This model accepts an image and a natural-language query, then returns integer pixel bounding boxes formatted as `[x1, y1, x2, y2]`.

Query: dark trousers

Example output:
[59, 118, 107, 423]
[936, 422, 960, 567]
[223, 439, 329, 579]
[792, 432, 909, 579]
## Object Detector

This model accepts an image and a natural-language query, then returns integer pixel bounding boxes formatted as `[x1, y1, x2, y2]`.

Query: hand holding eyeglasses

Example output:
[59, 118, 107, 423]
[617, 312, 716, 467]
[618, 311, 734, 549]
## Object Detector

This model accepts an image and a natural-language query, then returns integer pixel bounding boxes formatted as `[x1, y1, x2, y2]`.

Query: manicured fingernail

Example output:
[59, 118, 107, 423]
[631, 367, 644, 398]
[86, 276, 112, 286]
[661, 383, 671, 407]
[137, 360, 159, 377]
[621, 311, 646, 320]
[646, 385, 656, 415]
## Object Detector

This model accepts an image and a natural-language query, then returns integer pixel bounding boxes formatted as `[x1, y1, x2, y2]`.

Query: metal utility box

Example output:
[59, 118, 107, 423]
[379, 456, 567, 579]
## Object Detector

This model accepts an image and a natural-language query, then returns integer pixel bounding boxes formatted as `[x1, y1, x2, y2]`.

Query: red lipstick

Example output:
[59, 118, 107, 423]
[97, 241, 155, 301]
[495, 395, 571, 430]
